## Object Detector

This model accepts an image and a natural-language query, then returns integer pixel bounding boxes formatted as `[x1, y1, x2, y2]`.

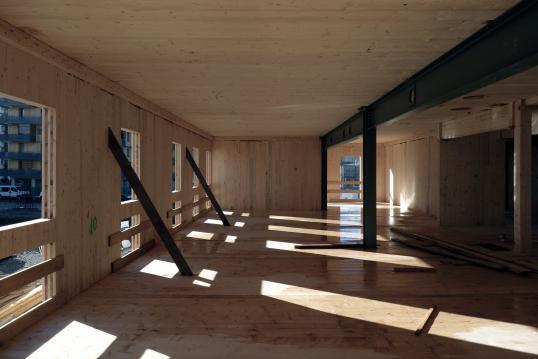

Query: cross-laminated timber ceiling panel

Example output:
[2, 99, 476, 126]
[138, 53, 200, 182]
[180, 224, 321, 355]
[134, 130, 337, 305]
[0, 1, 519, 136]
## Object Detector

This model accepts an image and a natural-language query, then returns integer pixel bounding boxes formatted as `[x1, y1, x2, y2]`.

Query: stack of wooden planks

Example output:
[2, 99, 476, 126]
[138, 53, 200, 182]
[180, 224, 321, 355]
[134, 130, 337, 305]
[390, 227, 538, 275]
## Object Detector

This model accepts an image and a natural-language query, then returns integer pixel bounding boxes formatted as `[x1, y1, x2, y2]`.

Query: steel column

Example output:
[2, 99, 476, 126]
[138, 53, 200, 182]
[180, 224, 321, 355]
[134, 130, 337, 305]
[321, 145, 327, 211]
[362, 111, 377, 249]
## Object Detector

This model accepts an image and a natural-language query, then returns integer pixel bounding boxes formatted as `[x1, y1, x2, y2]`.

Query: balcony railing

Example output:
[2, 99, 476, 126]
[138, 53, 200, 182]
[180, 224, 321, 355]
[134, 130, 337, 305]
[0, 115, 41, 125]
[0, 152, 41, 160]
[0, 169, 41, 178]
[0, 134, 37, 142]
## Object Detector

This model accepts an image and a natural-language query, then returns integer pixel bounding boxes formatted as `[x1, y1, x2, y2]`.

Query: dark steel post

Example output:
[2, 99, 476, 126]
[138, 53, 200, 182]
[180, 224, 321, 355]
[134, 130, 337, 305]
[321, 145, 327, 211]
[362, 111, 377, 249]
[108, 128, 193, 276]
[186, 148, 230, 226]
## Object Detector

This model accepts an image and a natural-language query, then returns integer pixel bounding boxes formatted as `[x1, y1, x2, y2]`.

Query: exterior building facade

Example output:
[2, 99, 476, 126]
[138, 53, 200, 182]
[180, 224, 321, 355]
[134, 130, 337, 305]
[0, 98, 42, 196]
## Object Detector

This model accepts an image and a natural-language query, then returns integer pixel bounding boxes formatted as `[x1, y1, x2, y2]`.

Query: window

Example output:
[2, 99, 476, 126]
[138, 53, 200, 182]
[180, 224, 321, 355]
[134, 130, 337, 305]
[0, 94, 55, 227]
[206, 150, 212, 186]
[0, 93, 55, 328]
[339, 156, 361, 200]
[191, 147, 199, 188]
[171, 143, 181, 192]
[171, 200, 181, 227]
[120, 129, 140, 202]
[193, 194, 199, 216]
[120, 214, 140, 257]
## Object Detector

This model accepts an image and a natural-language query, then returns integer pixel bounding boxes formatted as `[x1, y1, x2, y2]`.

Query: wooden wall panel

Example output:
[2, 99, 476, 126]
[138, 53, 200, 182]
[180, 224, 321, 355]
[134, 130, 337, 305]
[212, 138, 320, 211]
[384, 137, 440, 218]
[0, 38, 211, 303]
[440, 132, 505, 226]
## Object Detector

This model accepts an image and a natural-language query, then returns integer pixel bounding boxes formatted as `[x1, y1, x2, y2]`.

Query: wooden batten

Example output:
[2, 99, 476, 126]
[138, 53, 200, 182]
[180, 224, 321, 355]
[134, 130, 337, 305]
[327, 180, 362, 185]
[108, 220, 152, 247]
[169, 207, 213, 235]
[111, 239, 156, 273]
[327, 189, 362, 194]
[0, 255, 64, 298]
[167, 197, 210, 218]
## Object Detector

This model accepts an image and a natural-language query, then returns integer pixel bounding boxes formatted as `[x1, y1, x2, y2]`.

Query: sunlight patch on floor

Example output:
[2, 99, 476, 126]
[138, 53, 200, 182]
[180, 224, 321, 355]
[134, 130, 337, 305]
[140, 259, 179, 279]
[27, 321, 116, 359]
[234, 221, 245, 227]
[204, 219, 223, 225]
[265, 240, 430, 266]
[193, 268, 218, 288]
[269, 214, 359, 226]
[430, 311, 538, 355]
[199, 269, 218, 281]
[186, 231, 215, 240]
[268, 224, 361, 239]
[260, 280, 428, 331]
[224, 235, 237, 243]
[193, 279, 211, 287]
[140, 349, 170, 359]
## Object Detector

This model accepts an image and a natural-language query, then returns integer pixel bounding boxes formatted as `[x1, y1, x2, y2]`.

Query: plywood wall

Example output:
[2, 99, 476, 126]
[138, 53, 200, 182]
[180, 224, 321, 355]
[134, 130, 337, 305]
[440, 131, 506, 226]
[383, 131, 506, 226]
[327, 143, 386, 202]
[212, 138, 321, 211]
[384, 137, 440, 218]
[0, 38, 211, 303]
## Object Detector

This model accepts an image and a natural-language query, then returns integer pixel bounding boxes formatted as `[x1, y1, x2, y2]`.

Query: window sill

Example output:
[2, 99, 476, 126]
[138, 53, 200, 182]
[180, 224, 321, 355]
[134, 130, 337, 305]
[0, 218, 53, 232]
[121, 199, 139, 206]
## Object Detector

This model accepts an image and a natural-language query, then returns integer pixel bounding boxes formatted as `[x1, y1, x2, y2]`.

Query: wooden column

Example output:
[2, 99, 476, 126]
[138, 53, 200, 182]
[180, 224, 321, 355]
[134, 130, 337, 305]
[514, 103, 533, 254]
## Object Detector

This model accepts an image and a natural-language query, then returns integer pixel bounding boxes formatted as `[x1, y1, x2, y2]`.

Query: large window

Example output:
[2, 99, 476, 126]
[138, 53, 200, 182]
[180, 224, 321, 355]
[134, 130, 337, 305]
[0, 94, 55, 328]
[0, 96, 54, 226]
[120, 129, 140, 202]
[206, 150, 212, 185]
[340, 156, 361, 200]
[171, 142, 181, 192]
[191, 147, 199, 188]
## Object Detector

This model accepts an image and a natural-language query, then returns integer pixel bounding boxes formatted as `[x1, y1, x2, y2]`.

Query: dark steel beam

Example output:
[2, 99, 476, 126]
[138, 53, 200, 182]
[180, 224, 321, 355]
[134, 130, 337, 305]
[185, 148, 230, 226]
[322, 0, 538, 148]
[108, 128, 193, 276]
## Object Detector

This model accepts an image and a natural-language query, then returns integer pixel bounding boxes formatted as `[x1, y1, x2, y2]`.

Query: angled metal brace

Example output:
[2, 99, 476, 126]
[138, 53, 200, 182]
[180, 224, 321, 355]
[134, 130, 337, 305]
[108, 128, 193, 276]
[185, 148, 230, 226]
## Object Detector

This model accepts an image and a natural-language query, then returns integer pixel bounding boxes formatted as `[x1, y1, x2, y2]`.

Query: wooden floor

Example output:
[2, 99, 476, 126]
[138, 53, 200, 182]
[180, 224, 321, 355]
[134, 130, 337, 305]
[1, 204, 538, 358]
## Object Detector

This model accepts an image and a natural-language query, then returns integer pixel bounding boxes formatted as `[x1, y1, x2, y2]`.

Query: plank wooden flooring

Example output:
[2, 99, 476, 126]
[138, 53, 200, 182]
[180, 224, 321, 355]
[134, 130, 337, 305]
[1, 205, 537, 358]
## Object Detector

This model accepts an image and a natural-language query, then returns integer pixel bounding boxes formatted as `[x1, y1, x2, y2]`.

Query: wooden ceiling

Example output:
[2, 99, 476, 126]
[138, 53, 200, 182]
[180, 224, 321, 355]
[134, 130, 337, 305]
[0, 1, 520, 136]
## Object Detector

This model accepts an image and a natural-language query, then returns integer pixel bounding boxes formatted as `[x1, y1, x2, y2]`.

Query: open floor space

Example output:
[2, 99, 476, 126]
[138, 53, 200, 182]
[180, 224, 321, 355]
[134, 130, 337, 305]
[1, 206, 537, 358]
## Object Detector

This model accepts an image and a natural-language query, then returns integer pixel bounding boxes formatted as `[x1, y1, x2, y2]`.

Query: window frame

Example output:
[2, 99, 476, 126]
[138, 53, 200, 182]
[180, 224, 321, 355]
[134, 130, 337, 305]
[119, 128, 140, 203]
[172, 142, 181, 193]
